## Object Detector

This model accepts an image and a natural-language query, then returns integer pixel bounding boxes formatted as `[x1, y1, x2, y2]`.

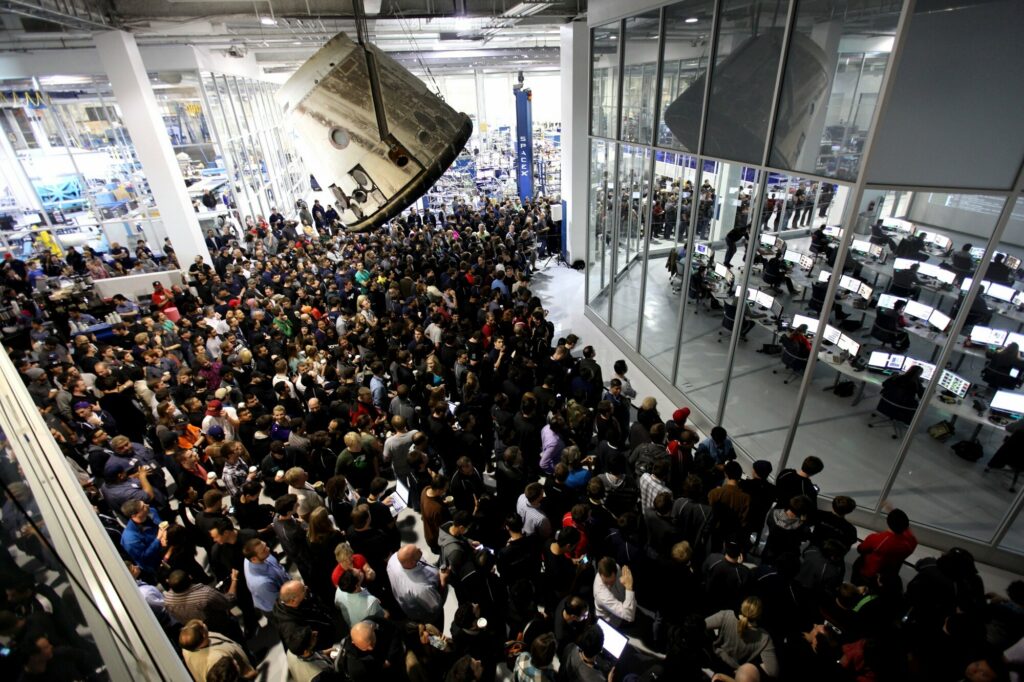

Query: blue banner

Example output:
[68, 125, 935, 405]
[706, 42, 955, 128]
[515, 88, 534, 203]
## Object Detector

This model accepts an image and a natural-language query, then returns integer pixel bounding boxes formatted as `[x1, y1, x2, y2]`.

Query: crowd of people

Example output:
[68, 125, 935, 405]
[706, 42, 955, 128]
[3, 194, 1023, 682]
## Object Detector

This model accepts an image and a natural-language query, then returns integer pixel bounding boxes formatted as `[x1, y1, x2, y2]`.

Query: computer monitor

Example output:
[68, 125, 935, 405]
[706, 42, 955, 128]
[1005, 332, 1024, 348]
[1013, 291, 1024, 306]
[970, 246, 987, 260]
[858, 283, 873, 300]
[893, 258, 916, 271]
[902, 357, 936, 381]
[799, 254, 815, 270]
[695, 243, 712, 257]
[938, 370, 971, 398]
[868, 351, 906, 372]
[881, 217, 914, 234]
[928, 309, 951, 332]
[597, 619, 629, 660]
[987, 282, 1017, 302]
[851, 239, 872, 254]
[783, 250, 803, 265]
[818, 270, 832, 282]
[990, 391, 1024, 418]
[824, 226, 843, 238]
[961, 277, 992, 294]
[916, 263, 956, 284]
[877, 294, 906, 310]
[1006, 255, 1021, 270]
[793, 314, 819, 334]
[839, 275, 861, 294]
[754, 290, 775, 309]
[714, 263, 732, 282]
[759, 234, 776, 247]
[823, 324, 841, 344]
[837, 333, 860, 357]
[770, 298, 785, 320]
[904, 300, 934, 320]
[970, 326, 1008, 346]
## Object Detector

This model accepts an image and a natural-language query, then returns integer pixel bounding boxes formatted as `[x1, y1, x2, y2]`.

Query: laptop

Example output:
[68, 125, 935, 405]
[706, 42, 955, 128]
[597, 619, 629, 661]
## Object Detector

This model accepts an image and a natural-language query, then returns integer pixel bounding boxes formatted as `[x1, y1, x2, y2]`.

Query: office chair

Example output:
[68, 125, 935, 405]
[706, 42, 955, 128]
[670, 258, 686, 294]
[866, 309, 905, 350]
[868, 395, 915, 439]
[762, 268, 784, 294]
[981, 363, 1024, 392]
[887, 283, 915, 298]
[773, 336, 809, 384]
[807, 281, 828, 316]
[719, 301, 755, 342]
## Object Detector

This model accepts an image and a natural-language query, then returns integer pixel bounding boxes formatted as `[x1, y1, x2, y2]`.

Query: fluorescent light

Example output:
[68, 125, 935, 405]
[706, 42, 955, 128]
[685, 17, 699, 23]
[260, 16, 277, 26]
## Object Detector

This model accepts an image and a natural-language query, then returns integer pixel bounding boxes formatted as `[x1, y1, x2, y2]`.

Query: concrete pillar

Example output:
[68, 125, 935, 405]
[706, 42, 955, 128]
[94, 30, 211, 266]
[474, 69, 487, 132]
[561, 20, 589, 263]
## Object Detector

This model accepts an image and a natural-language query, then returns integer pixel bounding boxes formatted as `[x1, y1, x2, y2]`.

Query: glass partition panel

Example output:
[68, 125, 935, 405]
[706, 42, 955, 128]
[591, 23, 621, 139]
[620, 11, 661, 145]
[1000, 510, 1024, 555]
[675, 161, 759, 419]
[587, 139, 616, 322]
[887, 195, 1018, 542]
[640, 151, 698, 377]
[769, 0, 901, 180]
[703, 0, 791, 165]
[658, 0, 714, 150]
[611, 146, 653, 347]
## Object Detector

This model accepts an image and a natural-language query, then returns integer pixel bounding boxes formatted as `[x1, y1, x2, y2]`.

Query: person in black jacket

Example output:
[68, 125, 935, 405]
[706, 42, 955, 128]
[723, 225, 749, 268]
[273, 579, 342, 657]
[878, 364, 924, 424]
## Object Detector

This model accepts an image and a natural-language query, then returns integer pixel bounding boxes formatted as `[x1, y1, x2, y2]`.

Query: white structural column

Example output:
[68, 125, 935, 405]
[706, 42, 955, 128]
[561, 20, 589, 263]
[94, 30, 211, 266]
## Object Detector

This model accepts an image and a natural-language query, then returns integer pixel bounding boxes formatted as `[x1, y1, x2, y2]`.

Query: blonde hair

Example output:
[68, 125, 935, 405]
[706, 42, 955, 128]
[641, 396, 658, 411]
[737, 596, 763, 638]
[670, 541, 693, 564]
[334, 541, 354, 567]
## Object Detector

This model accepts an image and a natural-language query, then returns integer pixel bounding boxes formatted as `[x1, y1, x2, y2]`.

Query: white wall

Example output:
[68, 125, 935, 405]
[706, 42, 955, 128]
[422, 71, 562, 129]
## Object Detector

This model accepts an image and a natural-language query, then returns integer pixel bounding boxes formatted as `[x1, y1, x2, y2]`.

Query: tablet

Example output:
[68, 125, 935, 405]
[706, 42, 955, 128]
[597, 619, 629, 660]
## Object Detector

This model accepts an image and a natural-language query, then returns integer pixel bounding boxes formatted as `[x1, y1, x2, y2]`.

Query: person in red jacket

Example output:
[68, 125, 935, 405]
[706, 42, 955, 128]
[853, 508, 917, 584]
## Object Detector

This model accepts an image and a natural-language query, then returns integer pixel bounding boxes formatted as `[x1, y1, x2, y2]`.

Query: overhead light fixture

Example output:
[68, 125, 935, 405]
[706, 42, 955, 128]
[261, 16, 277, 26]
[685, 17, 699, 23]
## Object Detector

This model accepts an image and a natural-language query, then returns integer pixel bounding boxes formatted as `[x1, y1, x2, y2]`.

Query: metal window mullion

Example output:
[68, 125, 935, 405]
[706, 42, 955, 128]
[695, 0, 723, 155]
[197, 71, 241, 219]
[606, 143, 623, 324]
[876, 160, 1024, 524]
[716, 169, 768, 424]
[614, 19, 626, 142]
[774, 0, 918, 479]
[759, 0, 800, 168]
[669, 159, 705, 384]
[584, 138, 592, 305]
[223, 76, 258, 219]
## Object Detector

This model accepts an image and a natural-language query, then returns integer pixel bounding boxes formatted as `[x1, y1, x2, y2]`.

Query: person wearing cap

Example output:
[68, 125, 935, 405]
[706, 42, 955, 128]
[102, 456, 166, 516]
[71, 400, 118, 441]
[119, 499, 166, 576]
[202, 398, 238, 442]
[23, 367, 55, 407]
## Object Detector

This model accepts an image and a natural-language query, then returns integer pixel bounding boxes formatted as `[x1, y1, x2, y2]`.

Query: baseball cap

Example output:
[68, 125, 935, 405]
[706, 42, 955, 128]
[73, 401, 92, 411]
[207, 424, 225, 439]
[23, 368, 45, 380]
[672, 407, 691, 423]
[158, 430, 179, 450]
[206, 399, 223, 414]
[103, 458, 136, 477]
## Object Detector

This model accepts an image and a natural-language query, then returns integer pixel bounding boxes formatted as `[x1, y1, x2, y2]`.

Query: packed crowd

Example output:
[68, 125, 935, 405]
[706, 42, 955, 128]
[4, 195, 1023, 682]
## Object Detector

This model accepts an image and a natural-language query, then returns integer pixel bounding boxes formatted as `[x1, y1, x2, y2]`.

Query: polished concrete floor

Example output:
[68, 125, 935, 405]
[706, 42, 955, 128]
[572, 233, 1024, 554]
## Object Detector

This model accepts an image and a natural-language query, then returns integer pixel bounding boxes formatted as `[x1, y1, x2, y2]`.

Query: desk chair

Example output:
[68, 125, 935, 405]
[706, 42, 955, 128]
[866, 309, 905, 350]
[868, 395, 915, 439]
[719, 302, 755, 341]
[762, 268, 785, 294]
[981, 363, 1024, 392]
[807, 281, 828, 316]
[774, 336, 809, 383]
[670, 258, 686, 294]
[887, 283, 915, 298]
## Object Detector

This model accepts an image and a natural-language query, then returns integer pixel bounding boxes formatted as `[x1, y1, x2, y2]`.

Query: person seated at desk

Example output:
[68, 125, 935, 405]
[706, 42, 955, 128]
[870, 220, 898, 252]
[763, 252, 799, 295]
[983, 342, 1024, 390]
[877, 301, 911, 351]
[952, 291, 992, 328]
[788, 325, 812, 355]
[690, 265, 723, 310]
[890, 262, 922, 300]
[725, 299, 757, 339]
[809, 226, 830, 254]
[878, 365, 925, 424]
[986, 253, 1016, 286]
[781, 326, 812, 373]
[894, 233, 929, 262]
[944, 243, 976, 283]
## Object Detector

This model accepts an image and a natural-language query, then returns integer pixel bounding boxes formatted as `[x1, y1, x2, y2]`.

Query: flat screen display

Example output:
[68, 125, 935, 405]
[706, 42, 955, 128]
[904, 300, 934, 320]
[987, 283, 1017, 302]
[929, 310, 951, 332]
[837, 334, 860, 356]
[990, 391, 1024, 416]
[793, 314, 819, 334]
[597, 619, 629, 659]
[902, 357, 936, 381]
[877, 294, 906, 310]
[938, 370, 970, 398]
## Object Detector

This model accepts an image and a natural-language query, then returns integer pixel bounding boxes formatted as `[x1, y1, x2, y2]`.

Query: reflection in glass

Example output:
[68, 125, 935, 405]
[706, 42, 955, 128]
[640, 152, 698, 378]
[770, 0, 901, 180]
[621, 12, 661, 145]
[658, 0, 714, 150]
[701, 0, 791, 165]
[587, 140, 616, 322]
[675, 162, 759, 419]
[612, 146, 653, 347]
[591, 23, 621, 139]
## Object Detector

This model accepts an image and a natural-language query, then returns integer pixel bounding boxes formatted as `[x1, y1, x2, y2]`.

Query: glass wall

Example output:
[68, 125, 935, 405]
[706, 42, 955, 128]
[585, 0, 1024, 564]
[590, 23, 621, 139]
[620, 11, 661, 146]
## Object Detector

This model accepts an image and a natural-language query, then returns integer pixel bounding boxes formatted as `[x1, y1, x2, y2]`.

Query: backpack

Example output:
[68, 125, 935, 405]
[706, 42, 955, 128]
[630, 443, 667, 478]
[952, 440, 983, 462]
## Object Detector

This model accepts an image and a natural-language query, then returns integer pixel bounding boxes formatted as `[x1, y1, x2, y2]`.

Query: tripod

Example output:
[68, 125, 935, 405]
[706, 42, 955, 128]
[537, 229, 567, 269]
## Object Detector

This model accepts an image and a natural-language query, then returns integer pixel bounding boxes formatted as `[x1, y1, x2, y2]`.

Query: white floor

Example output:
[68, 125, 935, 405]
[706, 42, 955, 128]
[534, 252, 1024, 580]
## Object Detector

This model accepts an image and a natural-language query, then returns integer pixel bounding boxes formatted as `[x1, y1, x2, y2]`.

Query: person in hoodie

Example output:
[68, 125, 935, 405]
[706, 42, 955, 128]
[439, 510, 480, 602]
[762, 494, 813, 564]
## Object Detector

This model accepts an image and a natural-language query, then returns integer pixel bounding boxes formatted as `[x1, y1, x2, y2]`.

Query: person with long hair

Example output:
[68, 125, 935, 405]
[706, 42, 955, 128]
[705, 596, 779, 679]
